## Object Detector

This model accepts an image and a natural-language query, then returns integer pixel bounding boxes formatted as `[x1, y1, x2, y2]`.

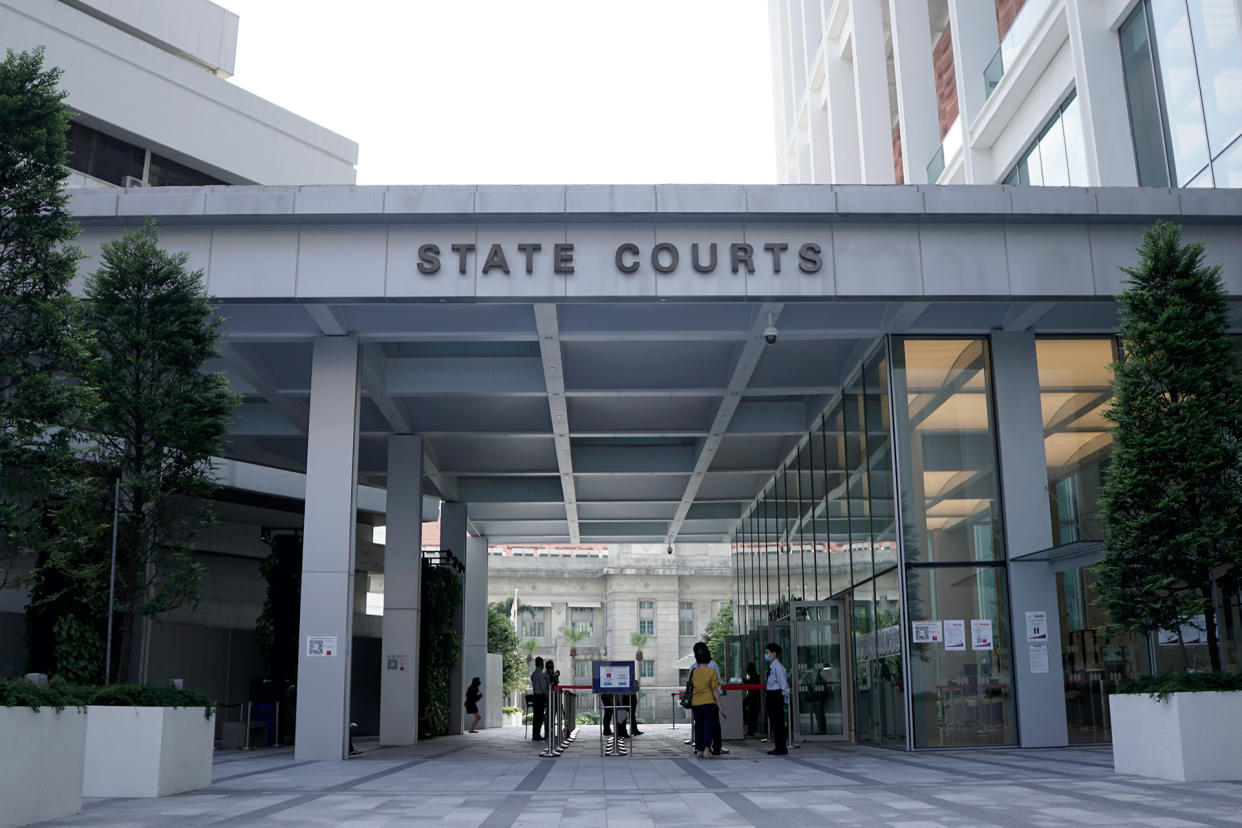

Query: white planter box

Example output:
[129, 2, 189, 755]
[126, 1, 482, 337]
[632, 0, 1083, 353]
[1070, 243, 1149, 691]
[0, 706, 87, 828]
[503, 712, 522, 727]
[84, 705, 214, 797]
[1110, 691, 1242, 781]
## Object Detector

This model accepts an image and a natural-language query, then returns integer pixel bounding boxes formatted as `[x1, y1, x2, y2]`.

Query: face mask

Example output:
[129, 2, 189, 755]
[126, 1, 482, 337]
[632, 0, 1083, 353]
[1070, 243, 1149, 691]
[764, 653, 772, 663]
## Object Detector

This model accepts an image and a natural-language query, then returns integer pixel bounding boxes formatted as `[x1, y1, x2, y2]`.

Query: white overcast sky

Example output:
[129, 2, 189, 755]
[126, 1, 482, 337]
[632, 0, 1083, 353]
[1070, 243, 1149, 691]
[215, 1, 778, 186]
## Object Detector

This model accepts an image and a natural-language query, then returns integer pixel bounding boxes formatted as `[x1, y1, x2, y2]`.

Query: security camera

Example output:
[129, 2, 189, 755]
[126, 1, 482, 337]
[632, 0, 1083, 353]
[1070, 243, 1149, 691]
[666, 545, 673, 555]
[763, 312, 778, 345]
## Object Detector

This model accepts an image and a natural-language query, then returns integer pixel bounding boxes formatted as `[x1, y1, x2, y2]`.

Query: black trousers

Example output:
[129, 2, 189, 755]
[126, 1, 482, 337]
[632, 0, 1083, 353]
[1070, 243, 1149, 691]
[531, 696, 548, 739]
[603, 693, 633, 735]
[692, 703, 719, 752]
[765, 690, 788, 753]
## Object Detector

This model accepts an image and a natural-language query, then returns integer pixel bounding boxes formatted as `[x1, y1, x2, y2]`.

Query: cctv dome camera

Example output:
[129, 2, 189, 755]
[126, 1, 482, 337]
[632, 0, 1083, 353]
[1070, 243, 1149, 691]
[762, 312, 778, 345]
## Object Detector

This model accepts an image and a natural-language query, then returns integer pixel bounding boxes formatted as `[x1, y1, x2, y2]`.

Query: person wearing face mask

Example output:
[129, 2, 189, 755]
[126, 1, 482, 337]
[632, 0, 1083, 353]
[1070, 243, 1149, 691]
[763, 643, 789, 756]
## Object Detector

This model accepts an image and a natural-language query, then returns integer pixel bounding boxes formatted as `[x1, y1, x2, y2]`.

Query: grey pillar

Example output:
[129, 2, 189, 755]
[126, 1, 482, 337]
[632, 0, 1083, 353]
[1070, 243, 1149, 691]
[294, 336, 361, 761]
[889, 0, 941, 183]
[463, 534, 489, 725]
[990, 332, 1069, 748]
[380, 435, 424, 745]
[441, 501, 468, 735]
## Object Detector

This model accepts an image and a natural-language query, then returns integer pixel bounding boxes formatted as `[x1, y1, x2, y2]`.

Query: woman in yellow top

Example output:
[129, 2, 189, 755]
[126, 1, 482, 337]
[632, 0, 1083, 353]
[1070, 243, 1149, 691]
[689, 643, 725, 759]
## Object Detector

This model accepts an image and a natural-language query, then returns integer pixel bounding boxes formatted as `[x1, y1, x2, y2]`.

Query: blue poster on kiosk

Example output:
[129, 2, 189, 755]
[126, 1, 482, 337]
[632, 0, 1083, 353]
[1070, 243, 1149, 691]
[592, 661, 635, 694]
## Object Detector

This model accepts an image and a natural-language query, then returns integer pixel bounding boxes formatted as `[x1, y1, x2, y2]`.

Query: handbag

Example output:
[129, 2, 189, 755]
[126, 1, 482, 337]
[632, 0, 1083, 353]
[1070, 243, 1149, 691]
[679, 667, 695, 709]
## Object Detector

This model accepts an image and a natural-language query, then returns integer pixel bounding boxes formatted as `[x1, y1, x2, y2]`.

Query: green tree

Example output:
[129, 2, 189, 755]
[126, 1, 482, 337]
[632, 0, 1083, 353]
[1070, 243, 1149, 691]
[1098, 221, 1242, 672]
[82, 219, 239, 682]
[487, 601, 526, 697]
[559, 624, 589, 677]
[703, 599, 735, 668]
[520, 637, 539, 666]
[0, 48, 102, 681]
[630, 631, 648, 661]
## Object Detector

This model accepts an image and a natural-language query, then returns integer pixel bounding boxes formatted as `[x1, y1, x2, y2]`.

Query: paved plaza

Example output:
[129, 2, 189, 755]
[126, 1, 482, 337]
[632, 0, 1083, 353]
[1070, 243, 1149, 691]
[47, 724, 1242, 827]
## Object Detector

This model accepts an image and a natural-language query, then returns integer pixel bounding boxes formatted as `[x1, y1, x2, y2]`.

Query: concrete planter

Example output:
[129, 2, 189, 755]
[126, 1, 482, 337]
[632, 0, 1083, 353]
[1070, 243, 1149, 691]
[1110, 691, 1242, 781]
[84, 705, 214, 797]
[0, 706, 87, 827]
[503, 712, 522, 727]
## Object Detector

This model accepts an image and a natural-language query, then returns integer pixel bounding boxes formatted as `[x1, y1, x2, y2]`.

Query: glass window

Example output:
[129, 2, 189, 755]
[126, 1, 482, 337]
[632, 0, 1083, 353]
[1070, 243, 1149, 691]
[1036, 339, 1117, 545]
[891, 339, 1004, 564]
[1057, 567, 1151, 743]
[906, 565, 1016, 747]
[147, 153, 226, 187]
[639, 600, 655, 636]
[574, 659, 591, 679]
[1121, 4, 1174, 186]
[641, 659, 655, 678]
[66, 121, 145, 185]
[679, 601, 694, 636]
[873, 567, 905, 747]
[1215, 136, 1242, 186]
[1149, 0, 1212, 185]
[1002, 92, 1088, 186]
[1186, 0, 1242, 159]
[571, 606, 594, 638]
[521, 608, 546, 639]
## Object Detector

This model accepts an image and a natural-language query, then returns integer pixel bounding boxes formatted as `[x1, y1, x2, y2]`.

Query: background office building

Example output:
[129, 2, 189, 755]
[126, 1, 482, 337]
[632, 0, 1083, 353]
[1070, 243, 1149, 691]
[768, 0, 1242, 188]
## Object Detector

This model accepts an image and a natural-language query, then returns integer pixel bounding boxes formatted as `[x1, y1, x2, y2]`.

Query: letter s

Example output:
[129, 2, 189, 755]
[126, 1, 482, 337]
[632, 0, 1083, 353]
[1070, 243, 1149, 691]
[798, 242, 822, 273]
[417, 243, 440, 274]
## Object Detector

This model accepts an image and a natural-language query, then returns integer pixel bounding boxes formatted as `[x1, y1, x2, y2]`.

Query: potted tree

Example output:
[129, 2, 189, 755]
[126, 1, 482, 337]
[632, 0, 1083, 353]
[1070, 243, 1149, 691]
[0, 679, 88, 827]
[1099, 222, 1242, 782]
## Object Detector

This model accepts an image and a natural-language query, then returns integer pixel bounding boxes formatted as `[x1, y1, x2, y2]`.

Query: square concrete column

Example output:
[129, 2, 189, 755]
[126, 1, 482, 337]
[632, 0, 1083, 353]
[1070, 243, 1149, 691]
[294, 336, 361, 761]
[825, 47, 862, 183]
[440, 501, 468, 735]
[380, 435, 424, 745]
[990, 332, 1069, 748]
[1065, 0, 1139, 186]
[947, 0, 1000, 182]
[889, 0, 941, 183]
[463, 534, 489, 724]
[849, 0, 897, 183]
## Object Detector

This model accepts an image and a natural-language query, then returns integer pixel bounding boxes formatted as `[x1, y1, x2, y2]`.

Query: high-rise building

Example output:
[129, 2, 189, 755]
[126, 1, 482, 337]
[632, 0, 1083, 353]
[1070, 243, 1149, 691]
[768, 0, 1242, 188]
[1, 0, 358, 187]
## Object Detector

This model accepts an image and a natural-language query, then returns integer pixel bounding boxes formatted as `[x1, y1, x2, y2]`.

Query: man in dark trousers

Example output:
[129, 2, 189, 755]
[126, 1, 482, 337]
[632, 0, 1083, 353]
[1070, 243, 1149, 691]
[529, 656, 549, 741]
[764, 642, 790, 756]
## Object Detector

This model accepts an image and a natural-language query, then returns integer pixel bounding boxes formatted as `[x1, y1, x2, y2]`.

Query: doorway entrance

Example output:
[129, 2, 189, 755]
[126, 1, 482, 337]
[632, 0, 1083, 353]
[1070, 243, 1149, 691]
[790, 600, 849, 741]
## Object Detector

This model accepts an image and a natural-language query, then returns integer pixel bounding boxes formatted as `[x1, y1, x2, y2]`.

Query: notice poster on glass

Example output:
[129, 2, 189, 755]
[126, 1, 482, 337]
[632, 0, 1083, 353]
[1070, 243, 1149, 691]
[1025, 610, 1048, 642]
[1028, 642, 1050, 674]
[911, 620, 943, 645]
[970, 619, 993, 651]
[944, 620, 966, 651]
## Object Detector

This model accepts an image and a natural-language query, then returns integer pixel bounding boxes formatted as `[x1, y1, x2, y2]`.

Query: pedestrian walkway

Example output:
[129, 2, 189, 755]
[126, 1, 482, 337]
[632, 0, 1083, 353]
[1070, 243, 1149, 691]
[48, 724, 1242, 826]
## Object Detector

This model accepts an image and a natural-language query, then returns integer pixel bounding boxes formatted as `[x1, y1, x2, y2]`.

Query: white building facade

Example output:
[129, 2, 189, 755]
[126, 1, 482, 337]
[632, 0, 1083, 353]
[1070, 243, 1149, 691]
[769, 0, 1242, 189]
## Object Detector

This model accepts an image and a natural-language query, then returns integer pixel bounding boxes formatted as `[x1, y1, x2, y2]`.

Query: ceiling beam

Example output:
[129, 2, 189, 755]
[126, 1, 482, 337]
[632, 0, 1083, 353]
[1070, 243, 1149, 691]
[534, 304, 580, 543]
[221, 343, 310, 434]
[1003, 302, 1055, 331]
[665, 302, 783, 546]
[303, 304, 348, 335]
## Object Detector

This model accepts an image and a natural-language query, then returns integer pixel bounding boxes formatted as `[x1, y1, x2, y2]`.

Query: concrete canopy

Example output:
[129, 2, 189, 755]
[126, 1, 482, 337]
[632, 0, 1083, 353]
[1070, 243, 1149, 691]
[70, 184, 1242, 545]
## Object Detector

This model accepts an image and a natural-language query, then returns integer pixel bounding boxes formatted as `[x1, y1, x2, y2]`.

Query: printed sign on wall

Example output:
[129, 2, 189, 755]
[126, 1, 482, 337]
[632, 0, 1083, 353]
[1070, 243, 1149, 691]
[306, 634, 337, 657]
[911, 620, 943, 644]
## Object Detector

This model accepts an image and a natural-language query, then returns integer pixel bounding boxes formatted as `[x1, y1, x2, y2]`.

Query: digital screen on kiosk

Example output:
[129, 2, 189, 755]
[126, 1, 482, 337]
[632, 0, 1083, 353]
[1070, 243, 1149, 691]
[592, 661, 635, 694]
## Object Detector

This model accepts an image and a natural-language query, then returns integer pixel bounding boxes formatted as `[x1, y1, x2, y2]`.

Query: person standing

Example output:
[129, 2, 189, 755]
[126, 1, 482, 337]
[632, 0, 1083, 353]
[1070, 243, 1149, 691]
[529, 656, 549, 741]
[764, 642, 790, 755]
[465, 676, 483, 733]
[688, 646, 725, 759]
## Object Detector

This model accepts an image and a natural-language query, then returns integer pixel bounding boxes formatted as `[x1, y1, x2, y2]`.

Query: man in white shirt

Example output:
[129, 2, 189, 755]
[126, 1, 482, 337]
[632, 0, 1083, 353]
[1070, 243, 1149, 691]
[764, 642, 789, 756]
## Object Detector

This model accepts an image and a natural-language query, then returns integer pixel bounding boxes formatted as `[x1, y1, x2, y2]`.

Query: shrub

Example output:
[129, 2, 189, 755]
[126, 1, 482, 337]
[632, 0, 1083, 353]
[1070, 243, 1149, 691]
[502, 706, 522, 716]
[576, 712, 600, 725]
[0, 677, 86, 712]
[1116, 671, 1242, 701]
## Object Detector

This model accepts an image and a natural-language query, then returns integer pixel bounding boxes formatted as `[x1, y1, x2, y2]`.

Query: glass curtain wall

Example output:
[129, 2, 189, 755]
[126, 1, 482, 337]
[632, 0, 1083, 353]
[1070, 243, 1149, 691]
[1120, 0, 1242, 187]
[891, 338, 1016, 748]
[731, 344, 904, 747]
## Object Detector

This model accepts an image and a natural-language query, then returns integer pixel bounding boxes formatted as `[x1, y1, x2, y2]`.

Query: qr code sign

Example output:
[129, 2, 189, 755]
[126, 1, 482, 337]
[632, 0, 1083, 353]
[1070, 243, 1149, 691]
[309, 639, 325, 655]
[913, 626, 932, 642]
[307, 635, 336, 656]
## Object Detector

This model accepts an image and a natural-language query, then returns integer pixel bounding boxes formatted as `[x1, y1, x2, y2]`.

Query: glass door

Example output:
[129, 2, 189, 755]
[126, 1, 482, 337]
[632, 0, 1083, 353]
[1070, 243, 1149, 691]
[791, 600, 849, 741]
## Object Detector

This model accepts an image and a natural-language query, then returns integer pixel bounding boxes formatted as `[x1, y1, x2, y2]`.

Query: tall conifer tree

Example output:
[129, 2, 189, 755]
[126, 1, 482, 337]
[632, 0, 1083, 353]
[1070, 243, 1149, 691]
[83, 219, 238, 682]
[1098, 221, 1242, 671]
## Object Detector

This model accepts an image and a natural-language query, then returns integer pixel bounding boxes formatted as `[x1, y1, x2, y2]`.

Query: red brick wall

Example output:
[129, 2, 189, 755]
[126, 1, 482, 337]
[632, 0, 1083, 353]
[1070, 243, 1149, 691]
[933, 25, 958, 139]
[994, 0, 1028, 41]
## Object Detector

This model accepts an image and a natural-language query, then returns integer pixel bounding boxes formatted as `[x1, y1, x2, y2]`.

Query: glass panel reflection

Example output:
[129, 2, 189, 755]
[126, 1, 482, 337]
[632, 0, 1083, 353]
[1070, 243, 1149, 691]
[793, 603, 845, 737]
